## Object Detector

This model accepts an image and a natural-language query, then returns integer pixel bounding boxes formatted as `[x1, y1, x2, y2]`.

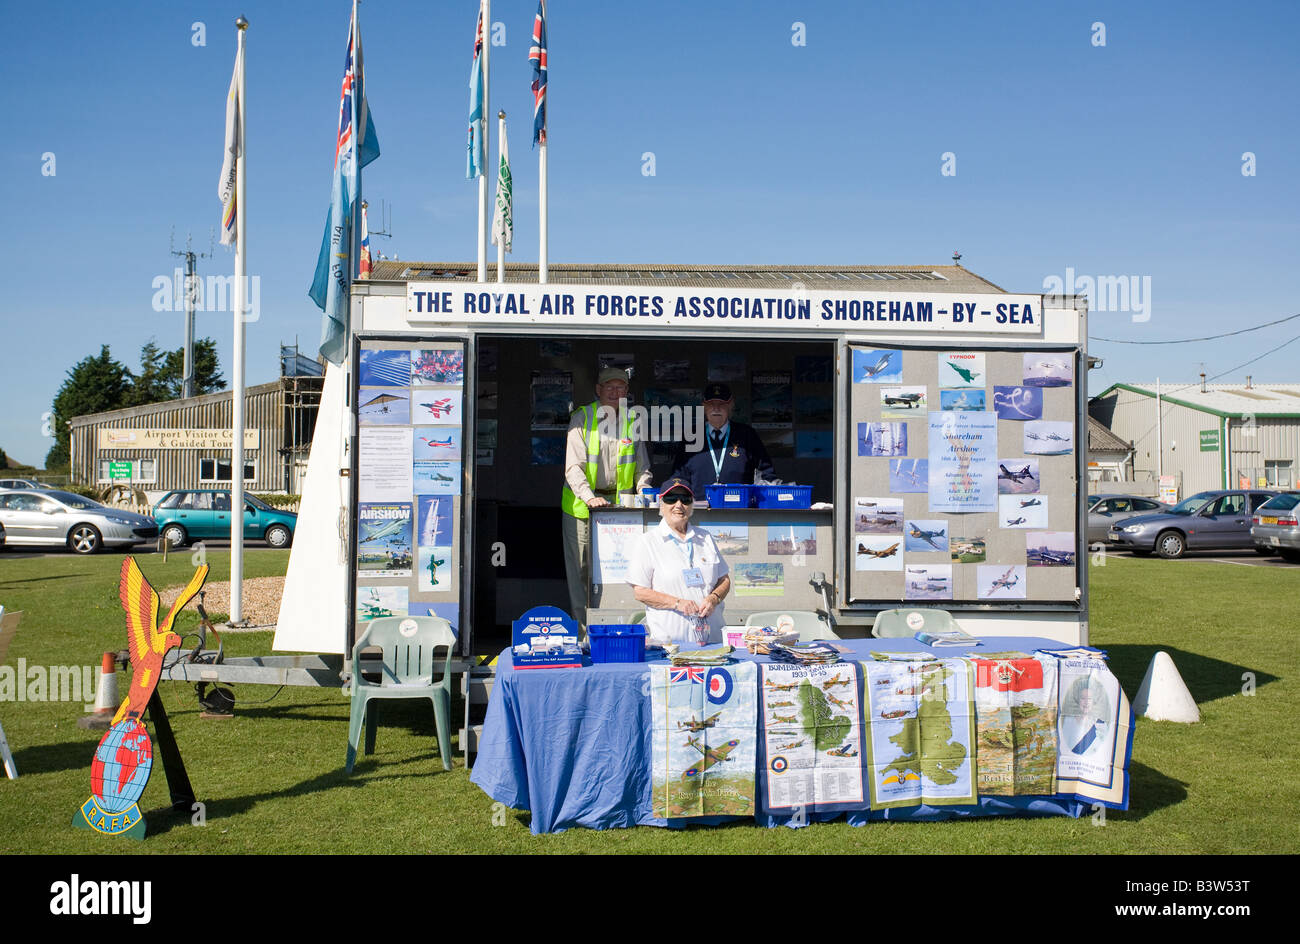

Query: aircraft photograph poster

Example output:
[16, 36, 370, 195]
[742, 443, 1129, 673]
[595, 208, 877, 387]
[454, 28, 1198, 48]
[927, 411, 997, 513]
[759, 663, 865, 812]
[357, 503, 413, 577]
[938, 352, 984, 389]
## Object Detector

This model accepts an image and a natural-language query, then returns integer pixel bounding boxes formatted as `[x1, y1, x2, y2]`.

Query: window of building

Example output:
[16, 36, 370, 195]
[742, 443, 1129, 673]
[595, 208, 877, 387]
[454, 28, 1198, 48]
[96, 458, 157, 484]
[1265, 460, 1294, 489]
[199, 458, 255, 483]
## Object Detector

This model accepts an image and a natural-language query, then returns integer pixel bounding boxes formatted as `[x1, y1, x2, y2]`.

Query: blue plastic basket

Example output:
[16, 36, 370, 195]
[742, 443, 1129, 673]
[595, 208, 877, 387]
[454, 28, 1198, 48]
[587, 624, 647, 664]
[753, 485, 813, 509]
[705, 484, 754, 508]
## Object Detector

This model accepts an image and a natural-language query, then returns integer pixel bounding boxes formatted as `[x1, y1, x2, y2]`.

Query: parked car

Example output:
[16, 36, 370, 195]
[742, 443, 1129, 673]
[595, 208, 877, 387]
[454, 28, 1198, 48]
[1251, 492, 1300, 562]
[0, 478, 49, 490]
[152, 490, 296, 548]
[1087, 494, 1168, 543]
[1106, 489, 1277, 559]
[0, 489, 158, 554]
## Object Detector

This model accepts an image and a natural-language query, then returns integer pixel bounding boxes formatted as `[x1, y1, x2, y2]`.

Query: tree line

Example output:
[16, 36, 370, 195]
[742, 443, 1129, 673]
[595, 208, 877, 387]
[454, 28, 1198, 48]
[43, 339, 224, 471]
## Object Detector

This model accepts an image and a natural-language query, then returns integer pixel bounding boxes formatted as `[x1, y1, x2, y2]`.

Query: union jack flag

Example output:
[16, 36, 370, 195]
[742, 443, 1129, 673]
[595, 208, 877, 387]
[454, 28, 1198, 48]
[528, 0, 547, 145]
[670, 666, 706, 684]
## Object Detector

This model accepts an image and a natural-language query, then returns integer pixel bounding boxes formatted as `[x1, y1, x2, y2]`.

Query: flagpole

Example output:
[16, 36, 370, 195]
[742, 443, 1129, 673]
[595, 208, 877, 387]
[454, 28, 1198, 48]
[496, 110, 506, 283]
[230, 15, 248, 625]
[539, 140, 548, 284]
[477, 0, 491, 282]
[351, 0, 361, 280]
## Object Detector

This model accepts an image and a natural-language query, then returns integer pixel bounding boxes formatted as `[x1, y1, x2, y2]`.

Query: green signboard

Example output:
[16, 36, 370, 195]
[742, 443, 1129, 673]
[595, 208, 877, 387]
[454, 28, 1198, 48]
[108, 461, 133, 480]
[1199, 429, 1219, 452]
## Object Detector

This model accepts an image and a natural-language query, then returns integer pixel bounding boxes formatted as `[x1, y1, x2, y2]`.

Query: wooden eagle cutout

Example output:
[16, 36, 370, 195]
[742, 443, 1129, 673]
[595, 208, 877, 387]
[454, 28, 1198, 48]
[113, 557, 209, 725]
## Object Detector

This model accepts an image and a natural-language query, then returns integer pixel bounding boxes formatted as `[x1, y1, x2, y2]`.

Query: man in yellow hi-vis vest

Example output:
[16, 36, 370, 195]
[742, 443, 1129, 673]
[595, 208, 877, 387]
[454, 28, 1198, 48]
[561, 367, 652, 625]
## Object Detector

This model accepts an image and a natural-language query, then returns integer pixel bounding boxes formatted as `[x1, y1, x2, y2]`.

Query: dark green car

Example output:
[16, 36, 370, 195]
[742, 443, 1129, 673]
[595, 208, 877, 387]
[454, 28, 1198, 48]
[152, 490, 296, 548]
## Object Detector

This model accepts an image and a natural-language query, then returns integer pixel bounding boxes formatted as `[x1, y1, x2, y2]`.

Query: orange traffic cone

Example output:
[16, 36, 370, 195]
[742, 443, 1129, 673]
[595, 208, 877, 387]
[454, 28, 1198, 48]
[76, 653, 119, 731]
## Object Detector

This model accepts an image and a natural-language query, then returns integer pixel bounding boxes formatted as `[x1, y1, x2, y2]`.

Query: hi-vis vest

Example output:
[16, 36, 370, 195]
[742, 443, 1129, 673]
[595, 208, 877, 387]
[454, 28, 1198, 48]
[560, 402, 639, 520]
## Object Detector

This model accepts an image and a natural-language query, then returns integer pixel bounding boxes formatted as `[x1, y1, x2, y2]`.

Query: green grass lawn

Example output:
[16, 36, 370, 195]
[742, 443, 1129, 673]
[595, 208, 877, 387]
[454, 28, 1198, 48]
[0, 550, 1296, 853]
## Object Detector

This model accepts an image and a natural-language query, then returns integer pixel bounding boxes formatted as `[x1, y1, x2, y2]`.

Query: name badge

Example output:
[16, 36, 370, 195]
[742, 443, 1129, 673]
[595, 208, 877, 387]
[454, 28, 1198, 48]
[681, 567, 705, 588]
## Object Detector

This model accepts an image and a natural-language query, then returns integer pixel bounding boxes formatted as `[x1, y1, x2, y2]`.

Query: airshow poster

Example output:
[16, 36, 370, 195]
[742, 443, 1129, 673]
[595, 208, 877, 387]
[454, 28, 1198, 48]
[759, 662, 865, 813]
[1054, 655, 1132, 808]
[750, 372, 793, 429]
[927, 411, 997, 512]
[356, 503, 413, 577]
[358, 428, 413, 502]
[529, 369, 572, 430]
[592, 512, 643, 585]
[863, 659, 977, 809]
[650, 662, 757, 818]
[938, 352, 985, 388]
[972, 655, 1058, 796]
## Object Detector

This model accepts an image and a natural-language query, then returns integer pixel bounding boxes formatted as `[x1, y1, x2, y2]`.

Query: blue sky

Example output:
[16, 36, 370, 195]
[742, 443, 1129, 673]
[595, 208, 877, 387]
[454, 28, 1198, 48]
[3, 0, 1297, 465]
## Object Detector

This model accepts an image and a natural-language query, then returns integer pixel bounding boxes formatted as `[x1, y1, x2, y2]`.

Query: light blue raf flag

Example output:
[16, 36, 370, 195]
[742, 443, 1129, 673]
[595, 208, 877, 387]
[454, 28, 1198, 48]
[311, 3, 380, 366]
[467, 3, 486, 179]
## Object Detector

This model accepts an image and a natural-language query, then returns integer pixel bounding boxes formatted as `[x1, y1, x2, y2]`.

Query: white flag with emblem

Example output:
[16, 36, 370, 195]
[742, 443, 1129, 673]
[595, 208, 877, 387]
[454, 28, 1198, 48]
[218, 42, 242, 247]
[491, 121, 513, 252]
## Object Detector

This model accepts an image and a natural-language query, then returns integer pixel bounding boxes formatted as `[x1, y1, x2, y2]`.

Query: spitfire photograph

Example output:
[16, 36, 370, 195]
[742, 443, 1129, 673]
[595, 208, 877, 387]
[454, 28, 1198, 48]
[905, 564, 952, 601]
[855, 497, 903, 534]
[1000, 494, 1048, 529]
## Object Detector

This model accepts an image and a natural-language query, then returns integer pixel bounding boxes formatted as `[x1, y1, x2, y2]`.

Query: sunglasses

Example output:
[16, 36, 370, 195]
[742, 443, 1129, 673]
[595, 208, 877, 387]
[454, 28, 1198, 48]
[661, 492, 693, 505]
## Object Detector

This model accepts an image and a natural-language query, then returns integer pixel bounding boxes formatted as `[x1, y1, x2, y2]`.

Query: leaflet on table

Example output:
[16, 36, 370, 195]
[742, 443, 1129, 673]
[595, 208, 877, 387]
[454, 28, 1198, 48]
[592, 512, 644, 585]
[1053, 654, 1132, 808]
[650, 662, 757, 818]
[863, 659, 977, 809]
[972, 654, 1059, 796]
[927, 411, 997, 513]
[759, 663, 865, 813]
[359, 427, 414, 502]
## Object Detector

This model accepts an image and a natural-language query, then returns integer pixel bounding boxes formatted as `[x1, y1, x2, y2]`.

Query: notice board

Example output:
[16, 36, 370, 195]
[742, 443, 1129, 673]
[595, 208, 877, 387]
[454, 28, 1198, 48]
[351, 336, 466, 644]
[846, 346, 1080, 605]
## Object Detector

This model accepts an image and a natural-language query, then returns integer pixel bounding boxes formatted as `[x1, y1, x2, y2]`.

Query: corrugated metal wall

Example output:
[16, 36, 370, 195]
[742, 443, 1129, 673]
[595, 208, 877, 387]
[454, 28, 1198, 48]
[70, 382, 288, 492]
[1095, 388, 1300, 495]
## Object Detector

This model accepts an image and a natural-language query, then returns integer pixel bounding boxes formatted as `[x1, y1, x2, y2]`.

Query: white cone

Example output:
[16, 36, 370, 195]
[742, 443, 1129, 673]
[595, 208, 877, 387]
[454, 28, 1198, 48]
[1133, 651, 1200, 722]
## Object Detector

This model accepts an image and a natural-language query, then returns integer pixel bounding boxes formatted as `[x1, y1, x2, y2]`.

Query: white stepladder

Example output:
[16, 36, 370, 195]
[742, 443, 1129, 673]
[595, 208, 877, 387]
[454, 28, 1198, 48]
[0, 606, 20, 778]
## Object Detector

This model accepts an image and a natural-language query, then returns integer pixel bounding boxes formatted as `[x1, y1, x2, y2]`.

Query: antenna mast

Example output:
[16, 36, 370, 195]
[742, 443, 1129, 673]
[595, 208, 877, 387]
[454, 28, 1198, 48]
[170, 230, 214, 399]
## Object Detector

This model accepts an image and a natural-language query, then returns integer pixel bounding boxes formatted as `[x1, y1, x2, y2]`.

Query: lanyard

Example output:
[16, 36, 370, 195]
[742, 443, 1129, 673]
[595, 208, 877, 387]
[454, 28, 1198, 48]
[671, 535, 694, 569]
[708, 426, 730, 482]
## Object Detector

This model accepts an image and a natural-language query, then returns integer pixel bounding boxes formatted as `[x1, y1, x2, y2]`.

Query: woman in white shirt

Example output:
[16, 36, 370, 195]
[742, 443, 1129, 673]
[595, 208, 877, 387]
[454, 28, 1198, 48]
[626, 478, 731, 645]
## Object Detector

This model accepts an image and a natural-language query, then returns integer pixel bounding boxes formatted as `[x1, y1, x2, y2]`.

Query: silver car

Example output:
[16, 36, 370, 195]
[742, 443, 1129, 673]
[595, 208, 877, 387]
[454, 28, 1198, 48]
[1251, 493, 1300, 562]
[0, 489, 158, 554]
[1087, 493, 1168, 544]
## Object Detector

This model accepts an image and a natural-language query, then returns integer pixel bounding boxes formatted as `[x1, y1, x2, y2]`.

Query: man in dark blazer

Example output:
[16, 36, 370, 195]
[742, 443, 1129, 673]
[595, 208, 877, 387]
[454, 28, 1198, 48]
[670, 383, 777, 499]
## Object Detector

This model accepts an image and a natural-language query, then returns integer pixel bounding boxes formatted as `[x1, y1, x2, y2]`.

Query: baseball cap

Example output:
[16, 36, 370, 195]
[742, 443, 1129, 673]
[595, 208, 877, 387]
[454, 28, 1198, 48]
[703, 382, 732, 402]
[659, 477, 694, 499]
[597, 367, 630, 385]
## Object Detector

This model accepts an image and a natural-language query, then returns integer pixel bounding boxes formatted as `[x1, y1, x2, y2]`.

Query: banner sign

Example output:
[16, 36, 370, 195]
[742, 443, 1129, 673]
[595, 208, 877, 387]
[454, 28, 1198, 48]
[406, 282, 1044, 335]
[98, 429, 260, 450]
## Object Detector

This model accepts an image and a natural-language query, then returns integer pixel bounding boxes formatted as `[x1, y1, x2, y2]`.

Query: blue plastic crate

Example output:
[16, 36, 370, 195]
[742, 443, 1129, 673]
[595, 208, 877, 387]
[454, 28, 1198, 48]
[587, 623, 647, 664]
[705, 484, 754, 508]
[753, 485, 813, 509]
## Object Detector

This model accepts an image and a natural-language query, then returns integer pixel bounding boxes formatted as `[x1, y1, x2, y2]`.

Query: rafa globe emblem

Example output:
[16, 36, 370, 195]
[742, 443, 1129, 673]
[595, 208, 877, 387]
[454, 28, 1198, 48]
[80, 719, 153, 837]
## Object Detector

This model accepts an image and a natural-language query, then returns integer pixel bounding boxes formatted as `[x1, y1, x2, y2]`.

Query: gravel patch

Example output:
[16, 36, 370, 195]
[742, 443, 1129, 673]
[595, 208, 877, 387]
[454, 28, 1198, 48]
[161, 576, 284, 630]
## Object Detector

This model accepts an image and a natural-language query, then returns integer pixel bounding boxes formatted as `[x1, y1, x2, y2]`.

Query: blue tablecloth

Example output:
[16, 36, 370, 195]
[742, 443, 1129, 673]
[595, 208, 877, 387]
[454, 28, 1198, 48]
[470, 637, 1091, 834]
